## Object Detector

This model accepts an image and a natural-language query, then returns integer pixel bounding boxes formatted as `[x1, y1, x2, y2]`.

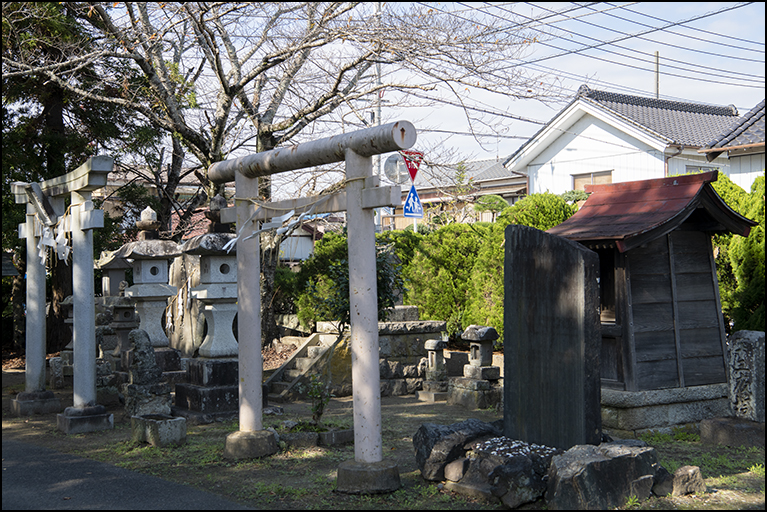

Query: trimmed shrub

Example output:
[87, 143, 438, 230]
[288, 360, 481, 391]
[464, 193, 576, 345]
[403, 223, 489, 336]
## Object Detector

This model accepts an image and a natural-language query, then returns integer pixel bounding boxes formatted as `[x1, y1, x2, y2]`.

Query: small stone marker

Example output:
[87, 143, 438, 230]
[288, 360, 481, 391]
[503, 225, 601, 450]
[728, 330, 765, 423]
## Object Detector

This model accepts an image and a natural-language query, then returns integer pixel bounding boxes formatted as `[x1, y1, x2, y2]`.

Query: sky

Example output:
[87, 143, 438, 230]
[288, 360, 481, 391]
[378, 2, 766, 164]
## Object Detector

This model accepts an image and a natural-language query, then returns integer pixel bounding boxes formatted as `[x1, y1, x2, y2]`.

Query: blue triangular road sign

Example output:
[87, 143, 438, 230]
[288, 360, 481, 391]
[403, 185, 423, 218]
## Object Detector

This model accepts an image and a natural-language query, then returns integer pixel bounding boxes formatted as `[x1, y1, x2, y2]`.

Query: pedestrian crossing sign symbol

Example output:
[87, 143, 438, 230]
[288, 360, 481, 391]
[403, 185, 423, 218]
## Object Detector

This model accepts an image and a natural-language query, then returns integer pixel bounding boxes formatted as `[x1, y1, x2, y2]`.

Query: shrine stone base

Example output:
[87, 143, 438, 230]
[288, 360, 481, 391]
[601, 384, 731, 438]
[335, 459, 401, 494]
[447, 376, 502, 411]
[57, 405, 114, 435]
[172, 358, 239, 424]
[224, 430, 278, 460]
[11, 391, 61, 416]
[416, 380, 448, 402]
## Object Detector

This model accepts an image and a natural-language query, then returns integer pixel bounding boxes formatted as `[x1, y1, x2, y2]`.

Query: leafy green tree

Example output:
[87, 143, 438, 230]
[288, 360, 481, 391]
[464, 193, 576, 346]
[710, 173, 749, 330]
[2, 2, 160, 352]
[474, 194, 509, 222]
[728, 175, 765, 331]
[295, 231, 405, 332]
[404, 223, 489, 336]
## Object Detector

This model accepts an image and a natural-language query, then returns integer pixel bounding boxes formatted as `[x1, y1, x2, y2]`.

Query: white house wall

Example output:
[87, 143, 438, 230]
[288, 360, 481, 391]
[279, 235, 314, 261]
[727, 153, 765, 191]
[526, 114, 664, 194]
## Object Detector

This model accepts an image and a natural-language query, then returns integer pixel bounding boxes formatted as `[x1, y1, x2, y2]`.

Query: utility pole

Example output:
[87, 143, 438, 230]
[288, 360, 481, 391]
[655, 51, 659, 99]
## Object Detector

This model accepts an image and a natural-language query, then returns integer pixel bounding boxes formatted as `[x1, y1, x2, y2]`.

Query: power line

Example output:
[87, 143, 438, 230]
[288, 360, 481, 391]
[515, 3, 764, 81]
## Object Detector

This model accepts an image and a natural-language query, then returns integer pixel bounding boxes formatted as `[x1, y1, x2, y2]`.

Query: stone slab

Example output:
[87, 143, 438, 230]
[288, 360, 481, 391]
[318, 428, 354, 446]
[700, 417, 765, 448]
[335, 459, 401, 494]
[224, 430, 278, 460]
[602, 397, 731, 431]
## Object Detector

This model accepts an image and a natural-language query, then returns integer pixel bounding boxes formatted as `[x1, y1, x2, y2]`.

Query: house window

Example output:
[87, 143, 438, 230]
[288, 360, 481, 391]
[573, 171, 612, 191]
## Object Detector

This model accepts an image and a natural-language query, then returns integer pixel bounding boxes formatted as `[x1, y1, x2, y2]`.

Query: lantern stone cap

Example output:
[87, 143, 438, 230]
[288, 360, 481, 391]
[425, 339, 448, 351]
[112, 239, 181, 260]
[95, 249, 133, 269]
[461, 325, 499, 342]
[182, 233, 237, 255]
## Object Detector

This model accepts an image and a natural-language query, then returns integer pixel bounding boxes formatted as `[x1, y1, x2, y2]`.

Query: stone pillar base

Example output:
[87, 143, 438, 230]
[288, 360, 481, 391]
[11, 391, 61, 416]
[224, 430, 278, 460]
[335, 459, 401, 494]
[57, 405, 114, 434]
[131, 414, 187, 447]
[416, 391, 448, 402]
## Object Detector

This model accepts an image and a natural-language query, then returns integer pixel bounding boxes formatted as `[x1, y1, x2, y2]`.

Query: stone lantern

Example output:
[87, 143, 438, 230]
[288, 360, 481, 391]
[172, 196, 240, 423]
[447, 325, 502, 410]
[417, 333, 449, 402]
[182, 232, 238, 358]
[112, 207, 182, 375]
[113, 207, 180, 348]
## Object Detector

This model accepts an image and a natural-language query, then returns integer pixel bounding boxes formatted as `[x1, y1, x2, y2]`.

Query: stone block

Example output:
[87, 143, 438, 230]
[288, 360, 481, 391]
[123, 382, 172, 417]
[652, 463, 673, 497]
[11, 391, 61, 416]
[416, 391, 448, 402]
[131, 414, 187, 447]
[672, 465, 706, 496]
[463, 365, 500, 380]
[187, 358, 238, 387]
[444, 457, 470, 482]
[700, 417, 765, 448]
[504, 225, 601, 450]
[546, 442, 658, 510]
[318, 428, 354, 446]
[224, 430, 278, 460]
[630, 474, 654, 502]
[174, 383, 238, 413]
[280, 431, 319, 448]
[728, 330, 765, 423]
[57, 406, 114, 435]
[413, 419, 502, 481]
[335, 459, 401, 494]
[48, 357, 65, 389]
[490, 455, 547, 509]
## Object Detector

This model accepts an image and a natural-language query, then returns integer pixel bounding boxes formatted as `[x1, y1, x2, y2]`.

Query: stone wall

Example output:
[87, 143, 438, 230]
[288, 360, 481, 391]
[319, 320, 445, 397]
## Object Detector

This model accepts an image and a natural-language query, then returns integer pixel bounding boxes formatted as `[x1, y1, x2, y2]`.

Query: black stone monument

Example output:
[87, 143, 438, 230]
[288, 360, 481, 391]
[503, 225, 601, 450]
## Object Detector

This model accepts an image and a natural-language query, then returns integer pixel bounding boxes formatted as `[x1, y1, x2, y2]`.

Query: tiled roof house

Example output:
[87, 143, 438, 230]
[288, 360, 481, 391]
[699, 99, 765, 190]
[505, 85, 752, 194]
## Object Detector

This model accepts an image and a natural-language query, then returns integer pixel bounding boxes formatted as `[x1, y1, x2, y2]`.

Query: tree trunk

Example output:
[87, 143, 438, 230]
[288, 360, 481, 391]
[11, 251, 26, 352]
[44, 84, 73, 354]
[47, 256, 73, 353]
[257, 132, 281, 348]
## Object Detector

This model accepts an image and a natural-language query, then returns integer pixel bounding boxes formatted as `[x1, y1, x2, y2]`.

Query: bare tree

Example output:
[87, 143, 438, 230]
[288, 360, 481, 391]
[3, 2, 562, 346]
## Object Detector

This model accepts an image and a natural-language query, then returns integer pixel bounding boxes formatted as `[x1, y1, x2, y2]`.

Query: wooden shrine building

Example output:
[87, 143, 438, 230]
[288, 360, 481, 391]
[548, 171, 756, 392]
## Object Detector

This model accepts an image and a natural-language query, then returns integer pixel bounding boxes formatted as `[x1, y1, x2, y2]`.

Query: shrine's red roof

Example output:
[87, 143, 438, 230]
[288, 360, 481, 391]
[547, 171, 756, 252]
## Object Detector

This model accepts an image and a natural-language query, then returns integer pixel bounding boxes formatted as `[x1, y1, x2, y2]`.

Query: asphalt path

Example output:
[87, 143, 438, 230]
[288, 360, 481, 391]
[2, 438, 254, 510]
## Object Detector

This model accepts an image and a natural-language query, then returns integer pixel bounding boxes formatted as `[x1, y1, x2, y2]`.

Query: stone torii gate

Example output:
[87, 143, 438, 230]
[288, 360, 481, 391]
[211, 121, 416, 494]
[11, 156, 114, 434]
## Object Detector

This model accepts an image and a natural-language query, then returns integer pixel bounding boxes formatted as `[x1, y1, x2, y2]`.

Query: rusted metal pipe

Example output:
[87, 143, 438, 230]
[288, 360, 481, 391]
[208, 121, 416, 183]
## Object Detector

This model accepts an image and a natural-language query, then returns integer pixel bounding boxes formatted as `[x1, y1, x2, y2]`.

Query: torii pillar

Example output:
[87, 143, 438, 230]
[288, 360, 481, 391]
[213, 121, 416, 493]
[11, 157, 114, 434]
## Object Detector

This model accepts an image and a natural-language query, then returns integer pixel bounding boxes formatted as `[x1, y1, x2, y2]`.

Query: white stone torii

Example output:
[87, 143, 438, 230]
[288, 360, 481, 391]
[11, 156, 114, 433]
[211, 121, 416, 492]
